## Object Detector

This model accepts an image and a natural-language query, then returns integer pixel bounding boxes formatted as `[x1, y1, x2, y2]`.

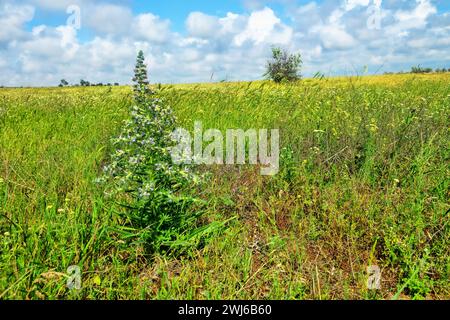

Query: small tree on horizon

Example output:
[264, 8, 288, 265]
[80, 79, 91, 86]
[264, 47, 302, 83]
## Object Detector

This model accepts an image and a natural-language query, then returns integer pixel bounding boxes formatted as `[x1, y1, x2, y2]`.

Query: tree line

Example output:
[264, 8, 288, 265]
[59, 79, 120, 87]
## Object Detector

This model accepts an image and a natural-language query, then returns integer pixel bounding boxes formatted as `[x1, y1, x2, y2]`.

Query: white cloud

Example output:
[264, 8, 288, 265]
[219, 13, 245, 34]
[84, 4, 133, 35]
[186, 12, 220, 38]
[395, 0, 436, 24]
[307, 7, 357, 51]
[312, 24, 356, 50]
[29, 0, 82, 11]
[0, 0, 448, 86]
[133, 13, 172, 43]
[391, 0, 437, 32]
[344, 0, 370, 11]
[234, 7, 293, 46]
[0, 3, 34, 43]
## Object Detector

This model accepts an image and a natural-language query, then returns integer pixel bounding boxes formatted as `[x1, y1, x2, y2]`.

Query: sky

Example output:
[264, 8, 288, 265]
[0, 0, 449, 86]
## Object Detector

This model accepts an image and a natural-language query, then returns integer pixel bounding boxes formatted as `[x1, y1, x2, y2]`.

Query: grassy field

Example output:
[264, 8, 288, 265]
[0, 74, 449, 299]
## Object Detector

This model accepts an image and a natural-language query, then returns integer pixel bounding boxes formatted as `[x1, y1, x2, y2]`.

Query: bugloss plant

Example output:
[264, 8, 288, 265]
[264, 47, 302, 83]
[103, 50, 201, 253]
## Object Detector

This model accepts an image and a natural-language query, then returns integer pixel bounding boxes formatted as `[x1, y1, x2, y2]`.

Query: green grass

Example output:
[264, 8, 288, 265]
[1, 74, 449, 299]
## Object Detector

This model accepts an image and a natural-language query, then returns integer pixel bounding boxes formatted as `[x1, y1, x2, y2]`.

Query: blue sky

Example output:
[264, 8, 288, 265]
[28, 1, 294, 30]
[0, 0, 449, 86]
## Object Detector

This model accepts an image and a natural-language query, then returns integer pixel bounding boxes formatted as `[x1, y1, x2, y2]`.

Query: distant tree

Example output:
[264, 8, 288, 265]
[411, 65, 422, 74]
[114, 83, 120, 86]
[80, 79, 91, 86]
[313, 71, 325, 80]
[411, 65, 433, 74]
[264, 47, 302, 83]
[59, 79, 69, 87]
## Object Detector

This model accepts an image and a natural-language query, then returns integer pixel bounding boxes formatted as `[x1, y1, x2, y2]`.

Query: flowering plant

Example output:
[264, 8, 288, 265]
[102, 51, 201, 252]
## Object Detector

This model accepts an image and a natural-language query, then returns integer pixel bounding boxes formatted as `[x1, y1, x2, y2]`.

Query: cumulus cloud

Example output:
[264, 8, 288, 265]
[390, 0, 437, 32]
[344, 0, 371, 11]
[186, 12, 220, 38]
[289, 0, 449, 75]
[234, 7, 293, 46]
[311, 24, 356, 50]
[83, 4, 133, 35]
[0, 3, 34, 43]
[0, 0, 448, 86]
[133, 13, 172, 43]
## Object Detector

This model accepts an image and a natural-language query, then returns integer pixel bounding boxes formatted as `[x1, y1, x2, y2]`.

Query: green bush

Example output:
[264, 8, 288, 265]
[264, 47, 302, 83]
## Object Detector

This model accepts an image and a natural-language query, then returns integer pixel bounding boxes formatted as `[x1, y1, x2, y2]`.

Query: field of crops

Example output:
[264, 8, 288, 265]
[0, 73, 449, 299]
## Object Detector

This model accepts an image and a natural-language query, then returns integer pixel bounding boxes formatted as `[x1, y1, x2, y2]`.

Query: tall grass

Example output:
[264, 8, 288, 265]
[0, 74, 449, 299]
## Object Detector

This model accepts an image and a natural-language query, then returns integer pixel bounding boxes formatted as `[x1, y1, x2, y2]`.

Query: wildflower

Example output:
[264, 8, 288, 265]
[101, 52, 200, 245]
[94, 177, 105, 184]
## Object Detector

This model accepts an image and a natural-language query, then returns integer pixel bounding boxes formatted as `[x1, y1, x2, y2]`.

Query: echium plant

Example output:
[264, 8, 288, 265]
[103, 50, 200, 252]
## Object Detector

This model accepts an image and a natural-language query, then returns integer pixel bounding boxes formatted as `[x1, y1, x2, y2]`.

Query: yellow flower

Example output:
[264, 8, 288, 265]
[369, 121, 379, 133]
[93, 275, 101, 286]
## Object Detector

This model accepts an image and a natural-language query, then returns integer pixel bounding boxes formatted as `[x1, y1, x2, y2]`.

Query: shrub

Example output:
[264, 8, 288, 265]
[264, 47, 302, 83]
[80, 79, 90, 86]
[102, 50, 202, 253]
[59, 79, 69, 87]
[411, 65, 433, 74]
